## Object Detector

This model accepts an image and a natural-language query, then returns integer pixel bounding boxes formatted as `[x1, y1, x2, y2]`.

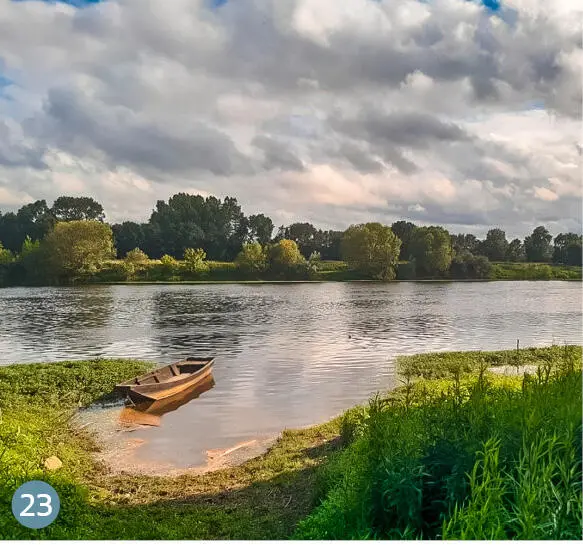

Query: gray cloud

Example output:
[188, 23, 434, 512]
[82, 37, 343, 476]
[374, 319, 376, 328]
[0, 0, 579, 237]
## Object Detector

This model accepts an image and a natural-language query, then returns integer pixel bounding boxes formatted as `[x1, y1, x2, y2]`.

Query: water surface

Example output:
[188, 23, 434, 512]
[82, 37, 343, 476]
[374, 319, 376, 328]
[0, 282, 580, 468]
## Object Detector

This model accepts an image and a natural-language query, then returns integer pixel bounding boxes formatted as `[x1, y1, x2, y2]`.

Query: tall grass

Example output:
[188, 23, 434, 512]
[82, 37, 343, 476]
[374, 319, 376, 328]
[294, 345, 582, 540]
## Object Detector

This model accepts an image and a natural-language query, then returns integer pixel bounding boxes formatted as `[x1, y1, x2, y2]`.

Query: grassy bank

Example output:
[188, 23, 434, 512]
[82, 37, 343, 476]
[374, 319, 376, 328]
[0, 346, 581, 539]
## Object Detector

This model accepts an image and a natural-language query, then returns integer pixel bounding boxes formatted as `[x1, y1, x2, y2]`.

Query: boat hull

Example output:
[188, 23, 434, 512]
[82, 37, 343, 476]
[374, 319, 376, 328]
[115, 358, 214, 403]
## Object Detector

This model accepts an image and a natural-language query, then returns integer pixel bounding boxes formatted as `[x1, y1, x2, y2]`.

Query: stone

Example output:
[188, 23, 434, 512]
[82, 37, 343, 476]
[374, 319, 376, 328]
[44, 456, 63, 471]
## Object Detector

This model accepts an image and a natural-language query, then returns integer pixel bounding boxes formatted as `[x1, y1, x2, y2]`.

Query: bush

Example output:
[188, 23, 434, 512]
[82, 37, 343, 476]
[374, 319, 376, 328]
[183, 248, 209, 277]
[235, 243, 267, 277]
[159, 254, 179, 279]
[123, 248, 149, 279]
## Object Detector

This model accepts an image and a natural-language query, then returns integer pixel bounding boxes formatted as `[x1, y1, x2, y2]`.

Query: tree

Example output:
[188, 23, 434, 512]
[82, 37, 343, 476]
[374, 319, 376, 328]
[552, 233, 582, 265]
[267, 239, 306, 276]
[410, 226, 453, 277]
[450, 250, 492, 279]
[51, 196, 105, 222]
[341, 223, 401, 281]
[148, 193, 247, 260]
[183, 248, 209, 275]
[524, 226, 553, 262]
[278, 223, 319, 258]
[235, 243, 267, 276]
[506, 238, 525, 262]
[43, 221, 115, 282]
[112, 222, 146, 259]
[451, 233, 480, 255]
[479, 229, 509, 262]
[248, 214, 274, 245]
[391, 221, 417, 260]
[16, 200, 55, 241]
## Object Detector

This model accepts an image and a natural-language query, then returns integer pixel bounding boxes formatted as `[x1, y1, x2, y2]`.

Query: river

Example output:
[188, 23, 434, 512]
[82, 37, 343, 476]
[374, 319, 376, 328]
[0, 281, 580, 470]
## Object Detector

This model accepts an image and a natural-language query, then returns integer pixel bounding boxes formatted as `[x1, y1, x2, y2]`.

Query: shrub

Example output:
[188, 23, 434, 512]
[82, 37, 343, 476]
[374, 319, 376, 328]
[183, 248, 209, 277]
[235, 243, 267, 277]
[123, 248, 149, 279]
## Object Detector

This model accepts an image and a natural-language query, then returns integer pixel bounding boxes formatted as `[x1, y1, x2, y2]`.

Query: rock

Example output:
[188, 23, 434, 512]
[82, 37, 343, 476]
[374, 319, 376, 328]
[44, 456, 63, 471]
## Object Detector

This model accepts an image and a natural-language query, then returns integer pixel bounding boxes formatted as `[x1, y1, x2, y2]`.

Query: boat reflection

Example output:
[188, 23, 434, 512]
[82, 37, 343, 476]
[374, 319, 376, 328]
[119, 375, 215, 428]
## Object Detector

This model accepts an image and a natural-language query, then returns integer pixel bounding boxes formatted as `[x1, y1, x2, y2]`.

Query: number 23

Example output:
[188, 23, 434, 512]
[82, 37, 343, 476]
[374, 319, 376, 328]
[20, 493, 53, 517]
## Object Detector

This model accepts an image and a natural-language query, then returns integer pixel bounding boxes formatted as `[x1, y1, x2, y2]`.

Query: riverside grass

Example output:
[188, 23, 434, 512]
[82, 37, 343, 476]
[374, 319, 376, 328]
[295, 344, 583, 540]
[0, 346, 581, 539]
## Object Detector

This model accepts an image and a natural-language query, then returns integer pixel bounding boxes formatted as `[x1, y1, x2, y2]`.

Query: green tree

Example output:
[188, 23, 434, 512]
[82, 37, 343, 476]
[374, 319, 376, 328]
[149, 194, 247, 260]
[552, 233, 582, 265]
[277, 223, 319, 258]
[235, 243, 267, 276]
[341, 223, 401, 281]
[43, 221, 115, 282]
[524, 226, 553, 262]
[506, 238, 525, 262]
[410, 226, 453, 277]
[479, 229, 509, 262]
[248, 214, 274, 246]
[51, 196, 105, 222]
[391, 221, 417, 260]
[112, 222, 146, 258]
[183, 247, 209, 275]
[450, 250, 492, 279]
[267, 239, 306, 277]
[451, 233, 480, 255]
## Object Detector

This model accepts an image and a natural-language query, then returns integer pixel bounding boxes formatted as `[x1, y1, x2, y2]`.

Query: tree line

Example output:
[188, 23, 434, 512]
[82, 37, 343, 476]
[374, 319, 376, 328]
[0, 193, 581, 285]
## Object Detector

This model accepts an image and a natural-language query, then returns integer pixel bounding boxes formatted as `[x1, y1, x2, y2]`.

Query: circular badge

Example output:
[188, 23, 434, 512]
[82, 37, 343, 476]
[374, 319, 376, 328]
[11, 480, 60, 529]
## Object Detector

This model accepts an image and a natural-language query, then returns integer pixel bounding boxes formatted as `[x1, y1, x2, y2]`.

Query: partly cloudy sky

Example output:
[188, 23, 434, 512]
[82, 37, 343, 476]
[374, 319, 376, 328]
[0, 0, 581, 237]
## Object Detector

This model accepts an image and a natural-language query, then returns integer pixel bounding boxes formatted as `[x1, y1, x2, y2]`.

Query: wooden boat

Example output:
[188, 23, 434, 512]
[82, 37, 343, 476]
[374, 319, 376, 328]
[119, 376, 215, 427]
[115, 357, 214, 403]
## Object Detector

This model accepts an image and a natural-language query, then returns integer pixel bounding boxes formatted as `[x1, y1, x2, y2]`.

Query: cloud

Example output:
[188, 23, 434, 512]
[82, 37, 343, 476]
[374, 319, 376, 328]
[0, 0, 580, 238]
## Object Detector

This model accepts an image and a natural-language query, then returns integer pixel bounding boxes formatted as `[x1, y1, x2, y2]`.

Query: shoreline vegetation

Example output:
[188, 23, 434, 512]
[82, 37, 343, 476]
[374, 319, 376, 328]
[1, 194, 582, 287]
[0, 345, 581, 539]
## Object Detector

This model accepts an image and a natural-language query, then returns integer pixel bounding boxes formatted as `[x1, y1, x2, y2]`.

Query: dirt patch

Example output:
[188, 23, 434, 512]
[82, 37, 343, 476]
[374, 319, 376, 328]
[73, 405, 279, 477]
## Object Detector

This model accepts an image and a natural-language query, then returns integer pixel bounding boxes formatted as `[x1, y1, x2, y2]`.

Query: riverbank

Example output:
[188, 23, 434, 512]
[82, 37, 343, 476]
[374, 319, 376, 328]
[0, 346, 581, 539]
[1, 259, 580, 287]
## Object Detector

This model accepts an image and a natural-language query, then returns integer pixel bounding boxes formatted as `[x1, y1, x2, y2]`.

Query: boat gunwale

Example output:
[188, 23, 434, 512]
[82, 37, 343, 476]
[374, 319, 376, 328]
[115, 358, 215, 389]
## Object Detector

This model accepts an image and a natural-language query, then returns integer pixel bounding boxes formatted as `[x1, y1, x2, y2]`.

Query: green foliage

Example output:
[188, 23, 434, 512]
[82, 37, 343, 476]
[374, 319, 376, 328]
[159, 254, 178, 278]
[51, 196, 105, 222]
[491, 262, 581, 280]
[341, 223, 401, 281]
[235, 242, 267, 276]
[506, 238, 525, 262]
[267, 239, 306, 278]
[43, 221, 115, 283]
[524, 226, 553, 262]
[391, 221, 417, 260]
[0, 241, 14, 264]
[183, 247, 209, 276]
[479, 229, 508, 262]
[295, 346, 583, 540]
[123, 247, 149, 279]
[410, 226, 453, 277]
[450, 251, 492, 279]
[553, 233, 582, 265]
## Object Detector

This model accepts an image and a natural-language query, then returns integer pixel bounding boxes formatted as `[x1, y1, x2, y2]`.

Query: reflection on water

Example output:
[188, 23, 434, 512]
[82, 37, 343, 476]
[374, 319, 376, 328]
[0, 281, 581, 469]
[119, 376, 215, 428]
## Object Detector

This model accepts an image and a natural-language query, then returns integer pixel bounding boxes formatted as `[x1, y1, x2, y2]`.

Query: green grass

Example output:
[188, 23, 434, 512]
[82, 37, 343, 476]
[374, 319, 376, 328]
[294, 345, 582, 540]
[491, 262, 582, 280]
[1, 346, 581, 539]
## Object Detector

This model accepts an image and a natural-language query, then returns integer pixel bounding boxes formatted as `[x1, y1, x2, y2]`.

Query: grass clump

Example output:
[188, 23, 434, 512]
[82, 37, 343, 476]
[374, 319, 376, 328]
[294, 345, 582, 540]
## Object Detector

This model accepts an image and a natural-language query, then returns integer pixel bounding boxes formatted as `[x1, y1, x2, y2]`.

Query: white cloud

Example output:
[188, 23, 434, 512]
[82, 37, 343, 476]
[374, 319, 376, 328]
[0, 0, 580, 236]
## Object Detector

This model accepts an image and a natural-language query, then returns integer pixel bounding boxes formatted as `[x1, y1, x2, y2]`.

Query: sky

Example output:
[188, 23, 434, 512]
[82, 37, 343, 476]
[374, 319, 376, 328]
[0, 0, 581, 238]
